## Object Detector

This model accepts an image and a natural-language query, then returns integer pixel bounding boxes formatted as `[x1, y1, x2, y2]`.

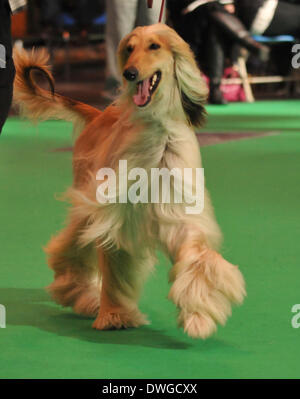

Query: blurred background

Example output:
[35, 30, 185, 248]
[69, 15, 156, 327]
[10, 0, 300, 109]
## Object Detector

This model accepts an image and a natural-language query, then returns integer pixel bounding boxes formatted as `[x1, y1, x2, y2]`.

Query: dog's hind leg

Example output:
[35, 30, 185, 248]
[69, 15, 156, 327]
[45, 217, 100, 317]
[162, 224, 246, 339]
[92, 248, 153, 330]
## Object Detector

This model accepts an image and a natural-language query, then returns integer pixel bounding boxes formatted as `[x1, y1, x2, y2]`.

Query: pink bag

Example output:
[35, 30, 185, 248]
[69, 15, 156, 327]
[203, 67, 246, 103]
[220, 66, 246, 102]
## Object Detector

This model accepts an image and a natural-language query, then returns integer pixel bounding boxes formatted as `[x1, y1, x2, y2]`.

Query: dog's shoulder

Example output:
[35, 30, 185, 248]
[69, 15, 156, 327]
[90, 104, 121, 131]
[74, 105, 121, 151]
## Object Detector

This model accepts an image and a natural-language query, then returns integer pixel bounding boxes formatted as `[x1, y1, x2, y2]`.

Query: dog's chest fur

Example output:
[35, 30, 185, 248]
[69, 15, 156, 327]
[85, 117, 203, 251]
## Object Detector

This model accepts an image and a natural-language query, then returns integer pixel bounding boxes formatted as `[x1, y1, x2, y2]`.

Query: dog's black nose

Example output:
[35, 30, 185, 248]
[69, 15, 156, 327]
[123, 67, 138, 82]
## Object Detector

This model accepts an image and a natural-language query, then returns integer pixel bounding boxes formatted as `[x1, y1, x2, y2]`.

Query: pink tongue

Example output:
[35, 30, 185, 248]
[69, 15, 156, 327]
[133, 78, 151, 106]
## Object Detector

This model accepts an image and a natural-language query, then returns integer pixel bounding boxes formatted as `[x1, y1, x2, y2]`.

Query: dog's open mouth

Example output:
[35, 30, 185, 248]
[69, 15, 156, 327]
[133, 71, 161, 107]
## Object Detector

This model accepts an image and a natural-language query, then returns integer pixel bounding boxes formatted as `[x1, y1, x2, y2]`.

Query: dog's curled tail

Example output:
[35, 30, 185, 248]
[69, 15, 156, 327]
[13, 48, 101, 135]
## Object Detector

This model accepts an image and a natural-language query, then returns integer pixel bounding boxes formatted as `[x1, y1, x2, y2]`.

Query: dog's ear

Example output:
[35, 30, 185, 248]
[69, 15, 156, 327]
[117, 33, 132, 74]
[168, 30, 208, 128]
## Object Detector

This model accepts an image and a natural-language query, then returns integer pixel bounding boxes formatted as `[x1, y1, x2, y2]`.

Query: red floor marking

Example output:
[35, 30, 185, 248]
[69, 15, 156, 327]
[197, 131, 278, 146]
[52, 131, 278, 152]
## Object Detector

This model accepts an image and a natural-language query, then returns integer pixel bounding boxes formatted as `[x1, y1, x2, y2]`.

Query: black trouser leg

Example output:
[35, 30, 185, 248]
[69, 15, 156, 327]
[206, 26, 227, 105]
[207, 26, 225, 86]
[265, 1, 300, 37]
[209, 7, 269, 60]
[0, 1, 15, 135]
[0, 58, 15, 134]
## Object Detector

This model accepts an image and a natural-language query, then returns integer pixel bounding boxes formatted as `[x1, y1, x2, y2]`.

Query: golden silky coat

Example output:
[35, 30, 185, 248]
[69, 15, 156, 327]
[13, 24, 245, 339]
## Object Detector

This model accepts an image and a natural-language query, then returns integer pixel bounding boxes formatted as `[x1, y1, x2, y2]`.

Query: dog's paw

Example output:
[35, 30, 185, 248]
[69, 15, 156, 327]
[172, 287, 232, 339]
[92, 308, 149, 330]
[214, 255, 246, 306]
[178, 310, 217, 339]
[169, 249, 246, 339]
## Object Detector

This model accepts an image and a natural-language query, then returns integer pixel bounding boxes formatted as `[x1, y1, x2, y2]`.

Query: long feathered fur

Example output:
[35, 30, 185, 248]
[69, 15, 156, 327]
[14, 24, 245, 338]
[13, 48, 101, 136]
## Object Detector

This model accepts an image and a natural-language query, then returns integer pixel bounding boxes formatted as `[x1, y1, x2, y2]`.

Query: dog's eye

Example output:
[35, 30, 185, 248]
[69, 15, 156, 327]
[127, 45, 134, 53]
[149, 43, 160, 50]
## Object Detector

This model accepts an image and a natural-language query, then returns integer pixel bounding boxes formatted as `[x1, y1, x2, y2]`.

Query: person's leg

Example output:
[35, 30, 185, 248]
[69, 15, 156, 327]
[167, 1, 202, 56]
[206, 25, 227, 105]
[105, 0, 138, 88]
[209, 6, 269, 61]
[264, 1, 300, 37]
[137, 0, 166, 26]
[0, 60, 14, 134]
[0, 1, 15, 135]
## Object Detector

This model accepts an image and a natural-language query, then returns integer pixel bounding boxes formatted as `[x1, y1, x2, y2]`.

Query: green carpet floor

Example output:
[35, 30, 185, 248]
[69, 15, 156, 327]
[0, 100, 300, 378]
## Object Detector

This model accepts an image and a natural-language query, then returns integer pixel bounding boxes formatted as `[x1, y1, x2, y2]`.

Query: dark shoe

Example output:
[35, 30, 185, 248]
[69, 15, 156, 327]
[209, 86, 228, 105]
[244, 37, 270, 62]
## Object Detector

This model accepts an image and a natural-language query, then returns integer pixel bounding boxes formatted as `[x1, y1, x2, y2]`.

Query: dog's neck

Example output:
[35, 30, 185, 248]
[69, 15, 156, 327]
[113, 103, 198, 173]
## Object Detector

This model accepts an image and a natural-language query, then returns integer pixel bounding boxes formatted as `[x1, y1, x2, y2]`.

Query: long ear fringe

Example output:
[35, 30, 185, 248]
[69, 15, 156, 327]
[117, 32, 132, 75]
[175, 51, 208, 128]
[168, 30, 208, 128]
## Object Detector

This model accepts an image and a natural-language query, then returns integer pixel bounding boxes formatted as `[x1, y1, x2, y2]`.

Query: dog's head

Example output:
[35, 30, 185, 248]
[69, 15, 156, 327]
[117, 23, 208, 128]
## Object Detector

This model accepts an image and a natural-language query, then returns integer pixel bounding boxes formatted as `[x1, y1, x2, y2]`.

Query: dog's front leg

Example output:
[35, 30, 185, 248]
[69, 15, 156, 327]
[163, 225, 246, 339]
[93, 247, 151, 330]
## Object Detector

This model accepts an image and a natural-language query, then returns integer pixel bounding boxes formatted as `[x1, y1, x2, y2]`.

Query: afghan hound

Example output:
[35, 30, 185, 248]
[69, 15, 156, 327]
[13, 23, 245, 339]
